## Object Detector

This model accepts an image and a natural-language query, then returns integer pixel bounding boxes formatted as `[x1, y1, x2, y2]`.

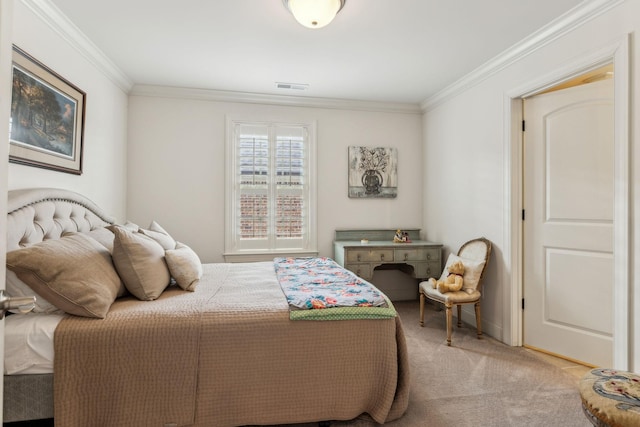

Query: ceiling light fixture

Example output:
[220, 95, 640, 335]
[282, 0, 346, 29]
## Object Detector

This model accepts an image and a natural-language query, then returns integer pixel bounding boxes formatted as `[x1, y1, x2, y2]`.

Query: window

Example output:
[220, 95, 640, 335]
[225, 120, 317, 260]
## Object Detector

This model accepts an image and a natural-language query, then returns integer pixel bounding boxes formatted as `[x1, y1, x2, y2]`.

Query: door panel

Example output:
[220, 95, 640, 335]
[546, 103, 614, 222]
[523, 78, 614, 367]
[546, 248, 613, 334]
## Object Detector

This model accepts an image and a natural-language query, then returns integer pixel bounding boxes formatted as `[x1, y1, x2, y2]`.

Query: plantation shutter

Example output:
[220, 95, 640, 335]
[232, 123, 310, 252]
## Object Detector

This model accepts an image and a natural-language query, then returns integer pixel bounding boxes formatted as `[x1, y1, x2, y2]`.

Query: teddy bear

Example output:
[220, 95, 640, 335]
[429, 259, 465, 293]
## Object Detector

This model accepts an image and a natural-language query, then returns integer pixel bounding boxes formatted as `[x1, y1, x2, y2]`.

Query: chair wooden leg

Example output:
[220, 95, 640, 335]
[445, 302, 453, 346]
[475, 302, 483, 339]
[457, 305, 462, 327]
[419, 293, 425, 327]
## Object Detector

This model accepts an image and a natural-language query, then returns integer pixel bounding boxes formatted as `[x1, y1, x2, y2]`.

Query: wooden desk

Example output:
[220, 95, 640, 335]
[333, 229, 442, 300]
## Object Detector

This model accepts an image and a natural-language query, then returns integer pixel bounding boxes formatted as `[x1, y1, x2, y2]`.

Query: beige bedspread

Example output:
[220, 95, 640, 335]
[54, 262, 409, 427]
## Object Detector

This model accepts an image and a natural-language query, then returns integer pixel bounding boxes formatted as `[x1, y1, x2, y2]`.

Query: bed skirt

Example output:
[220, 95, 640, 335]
[3, 373, 53, 422]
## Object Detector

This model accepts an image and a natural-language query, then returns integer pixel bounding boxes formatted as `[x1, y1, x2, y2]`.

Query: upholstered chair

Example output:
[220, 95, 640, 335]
[419, 237, 492, 346]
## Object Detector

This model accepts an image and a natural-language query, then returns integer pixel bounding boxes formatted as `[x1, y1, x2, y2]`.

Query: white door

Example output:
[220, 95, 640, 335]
[523, 78, 614, 367]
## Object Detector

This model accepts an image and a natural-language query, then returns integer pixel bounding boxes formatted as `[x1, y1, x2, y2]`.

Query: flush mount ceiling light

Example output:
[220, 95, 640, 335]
[283, 0, 346, 29]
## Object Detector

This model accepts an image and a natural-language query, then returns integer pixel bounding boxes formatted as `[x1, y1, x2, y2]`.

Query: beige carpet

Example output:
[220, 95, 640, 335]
[283, 300, 589, 427]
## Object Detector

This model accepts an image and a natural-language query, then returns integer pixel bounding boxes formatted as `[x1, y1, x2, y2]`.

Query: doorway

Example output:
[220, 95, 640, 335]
[522, 73, 614, 367]
[504, 35, 630, 370]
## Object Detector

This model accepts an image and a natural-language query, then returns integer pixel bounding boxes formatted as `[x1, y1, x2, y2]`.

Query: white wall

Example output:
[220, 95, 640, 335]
[127, 94, 424, 263]
[423, 0, 640, 369]
[7, 1, 128, 220]
[423, 83, 506, 340]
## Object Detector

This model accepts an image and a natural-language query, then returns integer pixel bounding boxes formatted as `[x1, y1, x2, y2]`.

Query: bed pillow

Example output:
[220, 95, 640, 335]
[439, 253, 486, 292]
[139, 220, 177, 250]
[165, 242, 203, 292]
[109, 225, 171, 301]
[5, 269, 62, 314]
[122, 221, 140, 232]
[87, 227, 116, 252]
[6, 233, 123, 318]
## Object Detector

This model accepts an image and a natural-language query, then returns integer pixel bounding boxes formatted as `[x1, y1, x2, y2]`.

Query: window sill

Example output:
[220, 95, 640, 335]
[223, 250, 319, 263]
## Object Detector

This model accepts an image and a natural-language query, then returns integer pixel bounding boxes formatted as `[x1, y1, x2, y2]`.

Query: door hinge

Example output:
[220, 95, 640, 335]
[522, 209, 525, 221]
[522, 298, 525, 310]
[522, 120, 526, 132]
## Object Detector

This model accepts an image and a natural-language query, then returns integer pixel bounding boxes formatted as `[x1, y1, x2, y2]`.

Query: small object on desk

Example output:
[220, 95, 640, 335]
[361, 239, 369, 244]
[393, 229, 411, 243]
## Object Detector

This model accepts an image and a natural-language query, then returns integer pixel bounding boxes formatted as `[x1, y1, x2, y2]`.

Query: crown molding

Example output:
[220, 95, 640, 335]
[130, 85, 423, 114]
[20, 0, 133, 93]
[420, 0, 626, 112]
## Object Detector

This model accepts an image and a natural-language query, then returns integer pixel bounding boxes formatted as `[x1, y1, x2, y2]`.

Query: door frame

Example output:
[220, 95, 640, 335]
[0, 0, 13, 422]
[502, 34, 630, 369]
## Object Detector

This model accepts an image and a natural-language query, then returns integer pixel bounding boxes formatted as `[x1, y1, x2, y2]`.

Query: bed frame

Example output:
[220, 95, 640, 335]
[4, 188, 114, 423]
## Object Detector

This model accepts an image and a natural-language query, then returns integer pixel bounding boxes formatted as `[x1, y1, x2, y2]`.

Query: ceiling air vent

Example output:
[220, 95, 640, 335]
[276, 82, 309, 90]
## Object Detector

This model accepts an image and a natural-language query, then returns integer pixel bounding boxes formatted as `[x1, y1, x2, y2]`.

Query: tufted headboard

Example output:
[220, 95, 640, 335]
[7, 188, 116, 251]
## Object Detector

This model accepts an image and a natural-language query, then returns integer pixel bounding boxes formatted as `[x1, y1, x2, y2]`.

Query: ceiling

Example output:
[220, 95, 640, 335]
[48, 0, 585, 105]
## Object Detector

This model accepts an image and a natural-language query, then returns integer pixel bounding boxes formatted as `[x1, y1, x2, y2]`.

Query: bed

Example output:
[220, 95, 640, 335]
[3, 187, 409, 426]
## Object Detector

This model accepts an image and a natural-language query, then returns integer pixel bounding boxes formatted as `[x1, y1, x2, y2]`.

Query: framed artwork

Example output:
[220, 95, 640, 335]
[9, 46, 85, 175]
[348, 146, 397, 198]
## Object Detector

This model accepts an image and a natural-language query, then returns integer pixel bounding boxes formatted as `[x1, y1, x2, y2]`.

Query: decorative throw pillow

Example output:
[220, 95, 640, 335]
[139, 220, 177, 250]
[61, 229, 128, 298]
[165, 242, 203, 291]
[6, 233, 123, 318]
[63, 228, 116, 253]
[439, 253, 486, 292]
[109, 225, 171, 301]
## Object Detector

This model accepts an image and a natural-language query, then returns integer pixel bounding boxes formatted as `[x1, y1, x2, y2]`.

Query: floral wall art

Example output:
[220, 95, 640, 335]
[348, 146, 397, 198]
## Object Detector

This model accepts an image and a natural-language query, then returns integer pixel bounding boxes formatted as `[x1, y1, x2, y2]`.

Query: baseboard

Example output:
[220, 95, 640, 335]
[459, 306, 504, 344]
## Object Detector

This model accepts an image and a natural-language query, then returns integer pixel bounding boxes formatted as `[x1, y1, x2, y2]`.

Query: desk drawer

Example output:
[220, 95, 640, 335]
[398, 248, 439, 261]
[393, 248, 441, 262]
[345, 263, 371, 279]
[394, 248, 427, 262]
[346, 249, 393, 263]
[424, 248, 440, 262]
[418, 261, 442, 279]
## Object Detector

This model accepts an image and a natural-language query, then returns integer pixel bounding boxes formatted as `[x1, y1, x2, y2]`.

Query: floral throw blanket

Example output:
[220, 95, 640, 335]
[274, 257, 396, 320]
